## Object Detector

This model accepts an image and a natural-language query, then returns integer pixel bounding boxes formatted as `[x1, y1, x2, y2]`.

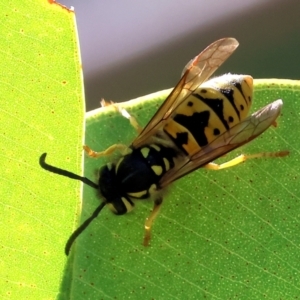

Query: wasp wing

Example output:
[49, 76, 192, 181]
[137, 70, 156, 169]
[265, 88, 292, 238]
[132, 37, 239, 148]
[159, 99, 283, 187]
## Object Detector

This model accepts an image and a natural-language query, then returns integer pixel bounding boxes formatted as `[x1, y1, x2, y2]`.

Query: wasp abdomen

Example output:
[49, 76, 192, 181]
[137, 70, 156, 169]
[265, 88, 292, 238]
[163, 74, 253, 156]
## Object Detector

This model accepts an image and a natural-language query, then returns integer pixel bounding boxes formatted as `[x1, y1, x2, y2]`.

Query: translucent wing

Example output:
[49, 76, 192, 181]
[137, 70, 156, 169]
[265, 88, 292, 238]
[159, 99, 283, 188]
[132, 37, 239, 148]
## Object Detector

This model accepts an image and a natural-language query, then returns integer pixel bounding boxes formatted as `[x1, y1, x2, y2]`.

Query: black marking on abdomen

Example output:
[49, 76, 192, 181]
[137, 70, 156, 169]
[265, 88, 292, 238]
[163, 130, 190, 155]
[234, 81, 249, 103]
[225, 81, 249, 114]
[172, 110, 210, 149]
[193, 94, 229, 130]
[218, 88, 240, 121]
[213, 128, 220, 135]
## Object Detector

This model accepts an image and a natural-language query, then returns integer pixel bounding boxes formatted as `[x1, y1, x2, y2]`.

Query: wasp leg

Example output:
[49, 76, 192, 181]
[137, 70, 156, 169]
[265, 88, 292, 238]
[143, 197, 163, 246]
[117, 105, 143, 134]
[101, 98, 142, 133]
[83, 144, 128, 158]
[203, 150, 289, 170]
[100, 99, 114, 107]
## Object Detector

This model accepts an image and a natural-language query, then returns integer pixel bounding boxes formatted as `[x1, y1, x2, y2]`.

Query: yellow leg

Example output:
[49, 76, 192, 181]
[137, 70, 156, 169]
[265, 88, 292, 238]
[85, 100, 141, 158]
[117, 106, 142, 133]
[83, 144, 128, 158]
[203, 150, 289, 170]
[101, 98, 142, 133]
[100, 99, 114, 107]
[144, 197, 163, 246]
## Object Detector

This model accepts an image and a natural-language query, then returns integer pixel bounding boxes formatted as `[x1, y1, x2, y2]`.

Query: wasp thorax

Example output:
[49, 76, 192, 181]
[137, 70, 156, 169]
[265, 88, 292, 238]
[98, 145, 177, 215]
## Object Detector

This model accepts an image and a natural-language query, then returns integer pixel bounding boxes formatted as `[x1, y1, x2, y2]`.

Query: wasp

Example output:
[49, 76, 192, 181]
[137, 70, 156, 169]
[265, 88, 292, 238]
[39, 37, 288, 255]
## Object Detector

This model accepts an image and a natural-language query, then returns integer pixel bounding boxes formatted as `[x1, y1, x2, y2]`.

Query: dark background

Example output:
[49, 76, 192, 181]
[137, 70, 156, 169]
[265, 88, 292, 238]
[60, 0, 300, 111]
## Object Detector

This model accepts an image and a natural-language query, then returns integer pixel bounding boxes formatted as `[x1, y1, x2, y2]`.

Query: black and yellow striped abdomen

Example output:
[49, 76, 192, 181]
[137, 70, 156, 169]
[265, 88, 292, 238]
[163, 74, 253, 156]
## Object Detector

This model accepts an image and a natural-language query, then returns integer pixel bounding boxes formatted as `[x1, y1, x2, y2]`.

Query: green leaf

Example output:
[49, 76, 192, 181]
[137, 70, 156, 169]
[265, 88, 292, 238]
[68, 79, 299, 299]
[2, 1, 299, 298]
[0, 1, 84, 299]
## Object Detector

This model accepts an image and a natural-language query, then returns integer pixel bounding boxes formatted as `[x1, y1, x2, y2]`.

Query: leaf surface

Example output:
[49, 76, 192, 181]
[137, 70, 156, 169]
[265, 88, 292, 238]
[69, 79, 300, 299]
[0, 1, 84, 299]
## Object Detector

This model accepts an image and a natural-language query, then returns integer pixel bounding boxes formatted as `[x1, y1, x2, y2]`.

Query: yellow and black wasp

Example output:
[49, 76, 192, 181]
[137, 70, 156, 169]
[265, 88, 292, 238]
[39, 37, 288, 255]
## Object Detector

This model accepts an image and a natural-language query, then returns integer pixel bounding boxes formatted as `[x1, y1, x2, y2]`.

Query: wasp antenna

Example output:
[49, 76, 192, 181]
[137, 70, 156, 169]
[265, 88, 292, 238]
[39, 153, 99, 189]
[65, 202, 106, 255]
